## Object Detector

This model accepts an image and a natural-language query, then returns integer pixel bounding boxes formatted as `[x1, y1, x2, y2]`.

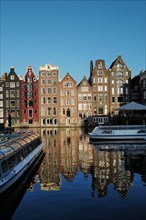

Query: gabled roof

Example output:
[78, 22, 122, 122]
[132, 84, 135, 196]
[109, 55, 130, 71]
[60, 72, 77, 84]
[77, 75, 90, 87]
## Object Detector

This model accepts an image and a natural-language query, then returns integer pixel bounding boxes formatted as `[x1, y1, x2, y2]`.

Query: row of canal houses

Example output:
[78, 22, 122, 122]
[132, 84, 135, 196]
[0, 55, 146, 128]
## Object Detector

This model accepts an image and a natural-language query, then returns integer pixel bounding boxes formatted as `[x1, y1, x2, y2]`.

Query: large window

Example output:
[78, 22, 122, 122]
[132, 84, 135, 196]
[64, 82, 72, 88]
[117, 72, 123, 78]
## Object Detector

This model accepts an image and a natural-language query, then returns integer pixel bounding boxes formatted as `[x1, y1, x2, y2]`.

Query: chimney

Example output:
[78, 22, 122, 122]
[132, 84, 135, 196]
[90, 60, 93, 77]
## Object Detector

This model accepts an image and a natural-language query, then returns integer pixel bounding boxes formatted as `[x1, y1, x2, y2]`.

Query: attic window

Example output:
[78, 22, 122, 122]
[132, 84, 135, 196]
[10, 75, 14, 80]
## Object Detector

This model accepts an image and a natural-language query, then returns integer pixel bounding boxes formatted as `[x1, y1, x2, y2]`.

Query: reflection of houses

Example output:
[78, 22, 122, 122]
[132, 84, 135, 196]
[125, 150, 146, 184]
[60, 128, 79, 181]
[39, 129, 61, 191]
[21, 66, 39, 127]
[92, 149, 132, 198]
[78, 129, 93, 176]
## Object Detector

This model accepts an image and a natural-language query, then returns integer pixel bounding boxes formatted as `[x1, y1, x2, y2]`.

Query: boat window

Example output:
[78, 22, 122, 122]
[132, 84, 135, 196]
[17, 150, 25, 162]
[1, 160, 9, 173]
[7, 154, 18, 169]
[23, 148, 29, 157]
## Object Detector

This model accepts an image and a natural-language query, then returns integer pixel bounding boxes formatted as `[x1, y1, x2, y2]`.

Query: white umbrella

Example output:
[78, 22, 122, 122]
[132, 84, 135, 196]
[117, 102, 146, 111]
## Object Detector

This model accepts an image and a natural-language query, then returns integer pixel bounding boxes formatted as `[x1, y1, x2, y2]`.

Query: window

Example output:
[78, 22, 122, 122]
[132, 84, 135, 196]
[41, 79, 46, 85]
[17, 100, 20, 107]
[41, 97, 45, 104]
[98, 94, 103, 101]
[52, 78, 57, 85]
[0, 101, 3, 107]
[94, 95, 97, 101]
[64, 82, 72, 88]
[117, 80, 123, 86]
[104, 78, 108, 83]
[98, 71, 103, 75]
[67, 108, 70, 117]
[10, 100, 15, 107]
[27, 84, 32, 90]
[48, 79, 51, 85]
[29, 109, 33, 117]
[48, 97, 51, 104]
[53, 107, 57, 115]
[98, 106, 103, 114]
[6, 82, 9, 87]
[66, 98, 71, 105]
[48, 107, 51, 115]
[53, 97, 57, 104]
[16, 82, 20, 87]
[98, 78, 103, 83]
[98, 62, 102, 69]
[98, 86, 103, 91]
[10, 82, 15, 88]
[52, 87, 57, 94]
[112, 97, 115, 102]
[16, 90, 20, 97]
[10, 90, 15, 98]
[112, 88, 115, 95]
[47, 72, 51, 77]
[27, 92, 33, 98]
[48, 88, 51, 94]
[78, 103, 82, 110]
[28, 77, 32, 82]
[111, 72, 114, 76]
[61, 90, 65, 96]
[117, 72, 123, 78]
[0, 109, 4, 117]
[0, 94, 3, 99]
[71, 90, 75, 96]
[10, 75, 15, 80]
[81, 87, 89, 92]
[41, 72, 46, 77]
[72, 98, 75, 105]
[52, 72, 57, 76]
[66, 90, 71, 96]
[117, 87, 123, 94]
[93, 78, 96, 84]
[117, 64, 123, 71]
[118, 97, 123, 102]
[112, 80, 114, 84]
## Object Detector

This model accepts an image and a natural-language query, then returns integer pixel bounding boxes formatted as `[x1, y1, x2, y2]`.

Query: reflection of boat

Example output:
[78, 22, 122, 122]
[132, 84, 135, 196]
[88, 125, 146, 143]
[92, 143, 146, 151]
[0, 150, 45, 220]
[0, 132, 44, 194]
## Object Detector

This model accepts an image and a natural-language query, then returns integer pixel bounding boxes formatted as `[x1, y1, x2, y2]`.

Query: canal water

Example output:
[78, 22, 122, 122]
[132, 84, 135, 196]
[1, 128, 146, 220]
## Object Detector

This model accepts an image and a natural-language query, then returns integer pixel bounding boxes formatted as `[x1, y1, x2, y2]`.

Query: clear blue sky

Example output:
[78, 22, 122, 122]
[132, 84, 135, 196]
[0, 0, 146, 83]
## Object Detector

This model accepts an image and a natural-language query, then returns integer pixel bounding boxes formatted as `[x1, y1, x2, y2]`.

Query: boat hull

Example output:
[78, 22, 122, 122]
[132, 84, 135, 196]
[88, 134, 146, 143]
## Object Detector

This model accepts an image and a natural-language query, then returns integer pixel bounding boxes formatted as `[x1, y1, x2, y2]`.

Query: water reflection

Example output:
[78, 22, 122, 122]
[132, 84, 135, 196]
[2, 127, 145, 220]
[37, 128, 146, 197]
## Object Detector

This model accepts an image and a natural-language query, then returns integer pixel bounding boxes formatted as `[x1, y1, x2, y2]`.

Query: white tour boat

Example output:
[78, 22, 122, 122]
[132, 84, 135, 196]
[88, 125, 146, 142]
[0, 132, 44, 194]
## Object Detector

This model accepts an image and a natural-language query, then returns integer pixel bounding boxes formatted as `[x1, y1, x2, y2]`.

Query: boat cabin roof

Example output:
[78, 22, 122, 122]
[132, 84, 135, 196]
[0, 133, 40, 160]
